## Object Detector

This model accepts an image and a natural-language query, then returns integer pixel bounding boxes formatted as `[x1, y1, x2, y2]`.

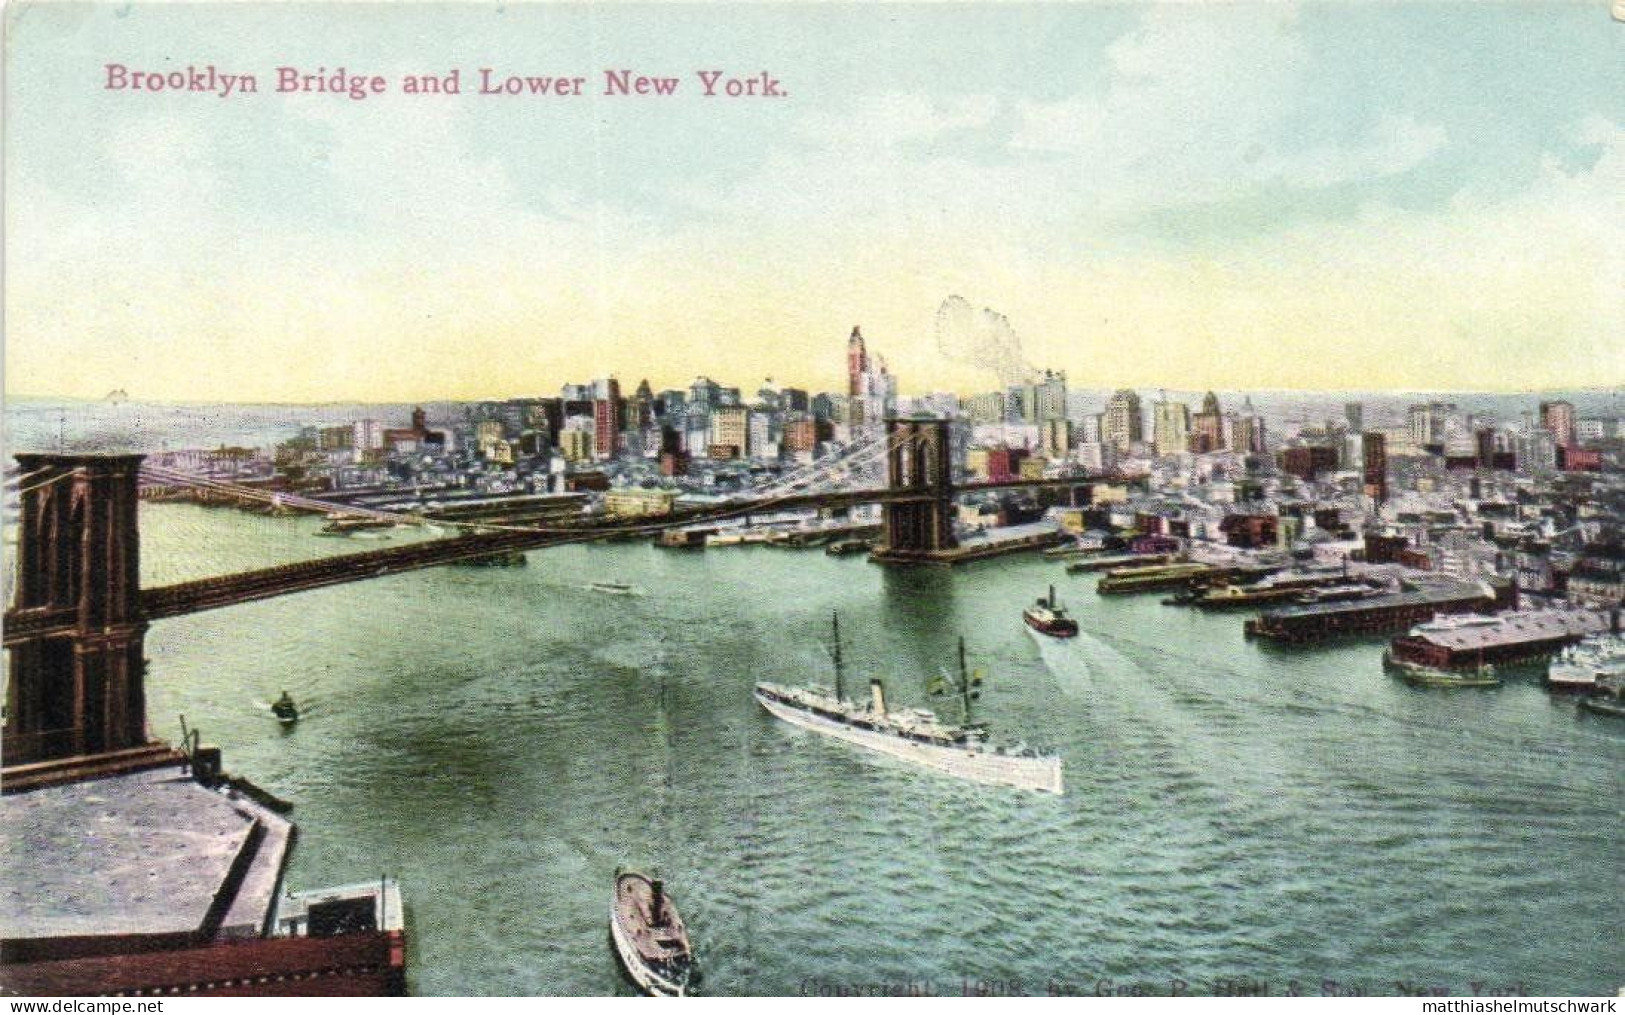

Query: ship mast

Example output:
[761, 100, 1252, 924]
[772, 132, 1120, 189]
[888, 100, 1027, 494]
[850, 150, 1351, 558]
[831, 611, 844, 703]
[959, 636, 971, 722]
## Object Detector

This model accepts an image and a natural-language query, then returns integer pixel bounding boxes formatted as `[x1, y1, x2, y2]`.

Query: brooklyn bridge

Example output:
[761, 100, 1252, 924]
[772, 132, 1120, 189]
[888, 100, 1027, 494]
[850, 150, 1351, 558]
[2, 419, 1098, 775]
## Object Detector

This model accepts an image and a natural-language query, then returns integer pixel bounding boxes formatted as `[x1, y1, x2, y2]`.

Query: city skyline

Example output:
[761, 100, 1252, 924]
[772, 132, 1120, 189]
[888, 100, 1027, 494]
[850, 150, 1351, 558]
[7, 3, 1623, 402]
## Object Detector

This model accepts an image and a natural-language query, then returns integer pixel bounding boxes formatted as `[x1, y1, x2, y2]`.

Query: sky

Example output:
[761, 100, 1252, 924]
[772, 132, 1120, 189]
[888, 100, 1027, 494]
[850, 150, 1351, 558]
[5, 2, 1623, 402]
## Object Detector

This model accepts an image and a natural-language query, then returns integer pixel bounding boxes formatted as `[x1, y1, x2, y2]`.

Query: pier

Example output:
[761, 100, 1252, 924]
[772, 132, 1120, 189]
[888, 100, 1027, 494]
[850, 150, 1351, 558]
[1244, 581, 1510, 644]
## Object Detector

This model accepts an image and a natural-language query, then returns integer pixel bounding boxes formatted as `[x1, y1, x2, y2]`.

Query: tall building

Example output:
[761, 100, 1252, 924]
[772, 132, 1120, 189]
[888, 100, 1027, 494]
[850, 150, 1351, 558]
[1344, 402, 1364, 434]
[1230, 397, 1266, 454]
[629, 379, 655, 430]
[1539, 400, 1577, 448]
[1103, 389, 1143, 452]
[847, 326, 869, 398]
[1026, 370, 1067, 423]
[1191, 391, 1224, 453]
[844, 326, 896, 427]
[1407, 401, 1456, 448]
[748, 411, 775, 459]
[1151, 396, 1191, 456]
[711, 404, 750, 458]
[592, 399, 620, 461]
[689, 377, 721, 414]
[1362, 431, 1388, 504]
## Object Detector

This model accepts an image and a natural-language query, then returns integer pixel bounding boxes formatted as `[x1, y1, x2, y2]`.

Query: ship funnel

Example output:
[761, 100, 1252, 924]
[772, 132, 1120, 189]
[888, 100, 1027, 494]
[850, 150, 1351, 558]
[870, 679, 887, 715]
[650, 879, 666, 927]
[1049, 584, 1057, 607]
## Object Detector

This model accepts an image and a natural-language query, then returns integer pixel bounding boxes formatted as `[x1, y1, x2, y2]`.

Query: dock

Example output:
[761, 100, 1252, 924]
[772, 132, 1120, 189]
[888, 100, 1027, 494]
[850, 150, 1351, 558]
[1245, 582, 1498, 644]
[869, 521, 1068, 565]
[1388, 609, 1613, 669]
[1065, 552, 1177, 574]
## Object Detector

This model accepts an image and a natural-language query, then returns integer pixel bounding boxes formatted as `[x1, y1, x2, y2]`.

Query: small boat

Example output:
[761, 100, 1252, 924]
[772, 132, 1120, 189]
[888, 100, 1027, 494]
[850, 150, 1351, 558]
[272, 691, 299, 725]
[1384, 654, 1499, 688]
[610, 869, 695, 996]
[1023, 585, 1079, 638]
[1579, 675, 1625, 719]
[1579, 695, 1625, 719]
[589, 581, 637, 595]
[824, 537, 871, 556]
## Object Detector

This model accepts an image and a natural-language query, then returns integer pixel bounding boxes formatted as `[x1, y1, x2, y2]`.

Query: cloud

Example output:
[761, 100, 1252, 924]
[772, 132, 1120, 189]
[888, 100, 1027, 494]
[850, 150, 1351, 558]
[1008, 4, 1447, 214]
[796, 91, 1000, 148]
[1255, 114, 1449, 189]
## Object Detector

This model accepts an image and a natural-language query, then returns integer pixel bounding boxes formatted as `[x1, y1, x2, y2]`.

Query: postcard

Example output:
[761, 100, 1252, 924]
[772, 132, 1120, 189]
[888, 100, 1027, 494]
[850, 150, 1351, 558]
[2, 0, 1621, 1001]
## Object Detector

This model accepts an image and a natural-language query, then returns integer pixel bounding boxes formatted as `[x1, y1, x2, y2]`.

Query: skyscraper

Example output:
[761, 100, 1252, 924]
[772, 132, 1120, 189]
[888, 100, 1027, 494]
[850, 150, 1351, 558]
[1033, 370, 1067, 423]
[847, 326, 869, 398]
[1231, 397, 1266, 454]
[844, 326, 896, 427]
[1191, 391, 1224, 453]
[1152, 396, 1191, 456]
[1104, 389, 1143, 452]
[1362, 431, 1387, 504]
[1539, 400, 1577, 448]
[592, 398, 620, 461]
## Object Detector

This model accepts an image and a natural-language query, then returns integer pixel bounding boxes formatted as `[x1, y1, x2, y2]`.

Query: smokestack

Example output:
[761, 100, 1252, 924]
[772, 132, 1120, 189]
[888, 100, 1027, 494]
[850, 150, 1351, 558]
[650, 879, 666, 927]
[870, 679, 887, 715]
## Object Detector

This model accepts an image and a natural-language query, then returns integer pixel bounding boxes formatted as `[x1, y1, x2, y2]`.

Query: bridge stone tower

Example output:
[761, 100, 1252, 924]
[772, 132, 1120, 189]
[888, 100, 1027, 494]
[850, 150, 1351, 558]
[5, 454, 152, 766]
[872, 418, 957, 563]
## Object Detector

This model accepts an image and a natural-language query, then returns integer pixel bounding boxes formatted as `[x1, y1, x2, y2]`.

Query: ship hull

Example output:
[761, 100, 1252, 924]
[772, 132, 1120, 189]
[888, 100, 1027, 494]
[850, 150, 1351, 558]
[1023, 612, 1078, 638]
[754, 690, 1063, 795]
[609, 909, 687, 997]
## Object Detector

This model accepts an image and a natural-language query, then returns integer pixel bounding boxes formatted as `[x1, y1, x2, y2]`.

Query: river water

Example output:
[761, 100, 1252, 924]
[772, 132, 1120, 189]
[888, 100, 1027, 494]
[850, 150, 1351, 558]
[124, 502, 1620, 996]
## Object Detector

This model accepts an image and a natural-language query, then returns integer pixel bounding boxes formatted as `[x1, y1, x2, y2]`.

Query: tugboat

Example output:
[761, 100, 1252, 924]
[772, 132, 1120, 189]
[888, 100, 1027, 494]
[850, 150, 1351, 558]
[272, 691, 299, 726]
[754, 615, 1064, 794]
[1023, 585, 1079, 638]
[610, 869, 696, 996]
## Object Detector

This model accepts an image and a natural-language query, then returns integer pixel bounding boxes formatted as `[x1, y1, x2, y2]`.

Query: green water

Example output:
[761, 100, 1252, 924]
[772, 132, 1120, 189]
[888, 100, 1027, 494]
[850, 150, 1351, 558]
[137, 503, 1622, 997]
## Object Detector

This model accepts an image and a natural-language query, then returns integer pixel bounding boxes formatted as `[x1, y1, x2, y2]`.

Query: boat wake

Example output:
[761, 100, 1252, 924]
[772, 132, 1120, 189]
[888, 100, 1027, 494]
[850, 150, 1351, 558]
[1029, 626, 1144, 693]
[584, 582, 644, 596]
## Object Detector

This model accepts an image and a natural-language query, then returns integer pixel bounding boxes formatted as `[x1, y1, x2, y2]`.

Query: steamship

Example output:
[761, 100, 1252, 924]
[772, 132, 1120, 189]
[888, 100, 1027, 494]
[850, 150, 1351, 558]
[610, 869, 695, 996]
[1023, 585, 1079, 637]
[753, 615, 1064, 795]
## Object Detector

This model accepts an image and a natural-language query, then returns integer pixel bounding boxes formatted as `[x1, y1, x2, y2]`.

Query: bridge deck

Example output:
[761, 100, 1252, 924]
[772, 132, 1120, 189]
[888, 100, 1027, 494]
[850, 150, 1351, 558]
[6, 477, 1097, 643]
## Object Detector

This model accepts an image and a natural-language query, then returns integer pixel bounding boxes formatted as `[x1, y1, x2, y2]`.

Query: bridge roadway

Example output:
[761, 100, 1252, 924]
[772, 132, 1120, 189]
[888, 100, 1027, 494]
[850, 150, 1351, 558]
[4, 477, 1096, 645]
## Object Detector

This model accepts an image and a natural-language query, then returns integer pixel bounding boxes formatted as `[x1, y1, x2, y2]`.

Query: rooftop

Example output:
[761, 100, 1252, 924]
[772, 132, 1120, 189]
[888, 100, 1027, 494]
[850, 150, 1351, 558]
[1, 766, 293, 945]
[1404, 609, 1612, 650]
[1260, 581, 1492, 620]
